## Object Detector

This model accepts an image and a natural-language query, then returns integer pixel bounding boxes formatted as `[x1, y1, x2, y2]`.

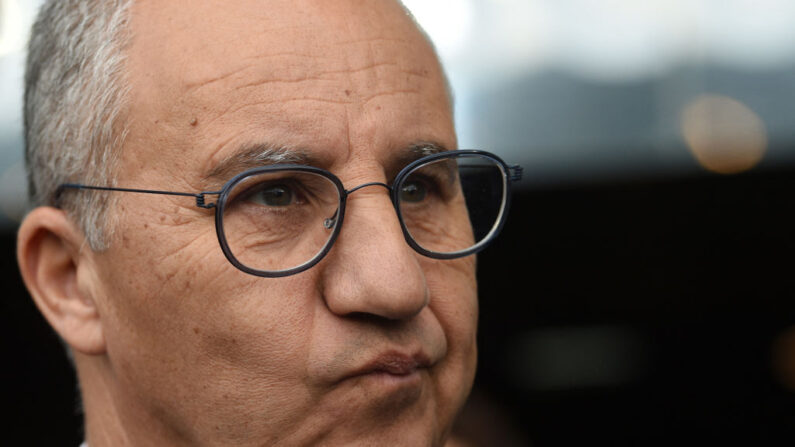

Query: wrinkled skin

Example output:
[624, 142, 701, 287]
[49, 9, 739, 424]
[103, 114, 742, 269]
[69, 0, 477, 445]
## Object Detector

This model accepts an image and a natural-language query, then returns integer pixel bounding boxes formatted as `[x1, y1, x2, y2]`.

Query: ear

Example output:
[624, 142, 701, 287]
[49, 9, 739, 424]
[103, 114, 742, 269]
[17, 206, 106, 355]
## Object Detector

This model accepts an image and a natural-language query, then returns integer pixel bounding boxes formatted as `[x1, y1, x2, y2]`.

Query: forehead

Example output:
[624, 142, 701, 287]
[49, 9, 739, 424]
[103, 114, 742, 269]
[124, 0, 454, 185]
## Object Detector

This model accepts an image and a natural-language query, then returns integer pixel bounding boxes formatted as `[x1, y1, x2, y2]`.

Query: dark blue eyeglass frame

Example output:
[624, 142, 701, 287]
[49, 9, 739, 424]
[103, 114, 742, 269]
[56, 149, 523, 278]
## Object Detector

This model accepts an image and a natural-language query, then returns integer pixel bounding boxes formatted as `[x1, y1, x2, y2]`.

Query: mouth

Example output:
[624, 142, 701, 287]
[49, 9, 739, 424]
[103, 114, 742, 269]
[343, 351, 433, 383]
[326, 350, 439, 412]
[336, 351, 433, 409]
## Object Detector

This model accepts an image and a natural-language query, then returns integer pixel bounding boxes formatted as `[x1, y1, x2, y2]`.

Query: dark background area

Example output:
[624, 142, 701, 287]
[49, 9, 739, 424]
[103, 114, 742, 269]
[4, 165, 795, 445]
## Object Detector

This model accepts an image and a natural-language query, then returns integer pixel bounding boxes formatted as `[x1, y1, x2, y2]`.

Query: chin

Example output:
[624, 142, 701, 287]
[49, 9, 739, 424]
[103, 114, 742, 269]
[318, 419, 446, 447]
[295, 378, 455, 447]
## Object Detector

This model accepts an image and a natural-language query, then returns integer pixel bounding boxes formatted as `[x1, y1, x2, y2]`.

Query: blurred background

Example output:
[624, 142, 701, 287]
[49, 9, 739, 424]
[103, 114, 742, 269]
[3, 0, 795, 445]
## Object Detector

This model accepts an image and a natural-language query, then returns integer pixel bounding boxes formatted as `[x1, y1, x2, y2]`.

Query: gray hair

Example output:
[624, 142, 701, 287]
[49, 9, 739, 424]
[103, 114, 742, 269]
[25, 0, 133, 250]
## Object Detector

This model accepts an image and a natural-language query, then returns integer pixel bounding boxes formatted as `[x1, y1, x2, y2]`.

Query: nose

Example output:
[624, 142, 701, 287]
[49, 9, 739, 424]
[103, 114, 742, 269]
[319, 184, 429, 320]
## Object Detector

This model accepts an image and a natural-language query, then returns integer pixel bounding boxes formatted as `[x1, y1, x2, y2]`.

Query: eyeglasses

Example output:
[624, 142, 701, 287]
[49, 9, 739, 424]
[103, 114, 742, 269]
[56, 150, 522, 277]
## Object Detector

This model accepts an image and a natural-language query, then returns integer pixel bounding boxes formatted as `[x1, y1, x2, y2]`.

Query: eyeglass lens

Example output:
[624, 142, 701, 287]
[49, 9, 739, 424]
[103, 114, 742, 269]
[222, 171, 342, 273]
[221, 154, 507, 274]
[398, 154, 506, 255]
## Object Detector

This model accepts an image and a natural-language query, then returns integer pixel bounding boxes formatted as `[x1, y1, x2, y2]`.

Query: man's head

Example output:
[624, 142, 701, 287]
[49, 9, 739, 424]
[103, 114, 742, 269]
[18, 0, 478, 445]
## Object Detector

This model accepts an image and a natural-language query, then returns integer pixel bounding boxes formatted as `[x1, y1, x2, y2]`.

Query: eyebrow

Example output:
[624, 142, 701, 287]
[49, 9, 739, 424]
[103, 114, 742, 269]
[203, 143, 316, 184]
[203, 140, 450, 186]
[386, 141, 448, 177]
[401, 141, 457, 184]
[407, 141, 446, 157]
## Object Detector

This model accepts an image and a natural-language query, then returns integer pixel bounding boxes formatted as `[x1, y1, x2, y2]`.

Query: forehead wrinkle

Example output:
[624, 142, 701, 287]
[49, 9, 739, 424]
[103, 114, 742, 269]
[215, 59, 430, 110]
[315, 36, 429, 78]
[174, 40, 345, 106]
[187, 44, 429, 104]
[182, 64, 255, 96]
[184, 56, 341, 99]
[178, 31, 425, 101]
[195, 95, 351, 136]
[361, 89, 421, 107]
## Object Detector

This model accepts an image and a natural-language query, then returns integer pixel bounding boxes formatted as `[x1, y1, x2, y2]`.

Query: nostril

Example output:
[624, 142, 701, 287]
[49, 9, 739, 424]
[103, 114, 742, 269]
[344, 311, 414, 326]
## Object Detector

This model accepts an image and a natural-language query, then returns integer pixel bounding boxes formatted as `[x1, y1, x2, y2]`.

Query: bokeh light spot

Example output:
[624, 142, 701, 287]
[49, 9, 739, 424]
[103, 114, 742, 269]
[681, 94, 767, 175]
[771, 326, 795, 392]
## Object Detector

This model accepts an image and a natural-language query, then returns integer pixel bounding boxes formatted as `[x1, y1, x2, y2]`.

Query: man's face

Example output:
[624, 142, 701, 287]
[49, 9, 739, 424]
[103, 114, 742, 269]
[87, 0, 476, 445]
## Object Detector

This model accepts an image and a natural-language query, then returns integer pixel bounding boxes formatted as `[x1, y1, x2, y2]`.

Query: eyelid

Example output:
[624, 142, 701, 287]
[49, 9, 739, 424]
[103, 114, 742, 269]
[405, 160, 456, 187]
[402, 171, 457, 201]
[249, 182, 299, 199]
[227, 177, 296, 208]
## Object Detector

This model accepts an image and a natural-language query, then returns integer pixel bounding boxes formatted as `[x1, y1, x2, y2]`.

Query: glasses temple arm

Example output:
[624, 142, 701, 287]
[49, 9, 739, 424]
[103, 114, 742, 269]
[55, 184, 222, 209]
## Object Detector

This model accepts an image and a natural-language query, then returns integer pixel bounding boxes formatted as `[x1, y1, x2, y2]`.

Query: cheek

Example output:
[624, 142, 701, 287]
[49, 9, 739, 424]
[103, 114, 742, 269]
[423, 257, 478, 426]
[95, 209, 320, 390]
[423, 255, 478, 367]
[94, 221, 328, 432]
[424, 255, 478, 333]
[191, 277, 318, 380]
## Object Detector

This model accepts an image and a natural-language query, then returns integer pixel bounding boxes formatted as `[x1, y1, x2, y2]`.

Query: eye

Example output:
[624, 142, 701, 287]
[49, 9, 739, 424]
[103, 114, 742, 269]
[247, 184, 295, 207]
[399, 180, 428, 203]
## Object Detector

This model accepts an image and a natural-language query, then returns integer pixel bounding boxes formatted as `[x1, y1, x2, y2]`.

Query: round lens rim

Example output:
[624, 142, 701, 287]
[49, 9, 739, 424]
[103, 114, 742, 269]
[214, 165, 347, 278]
[392, 150, 512, 260]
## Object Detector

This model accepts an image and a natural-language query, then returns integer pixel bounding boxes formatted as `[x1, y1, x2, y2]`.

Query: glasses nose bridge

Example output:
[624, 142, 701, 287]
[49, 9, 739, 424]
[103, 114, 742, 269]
[322, 181, 395, 230]
[344, 181, 392, 197]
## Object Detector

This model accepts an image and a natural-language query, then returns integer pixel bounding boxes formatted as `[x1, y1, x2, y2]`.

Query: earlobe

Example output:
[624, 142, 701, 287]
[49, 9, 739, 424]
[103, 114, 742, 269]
[17, 207, 106, 355]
